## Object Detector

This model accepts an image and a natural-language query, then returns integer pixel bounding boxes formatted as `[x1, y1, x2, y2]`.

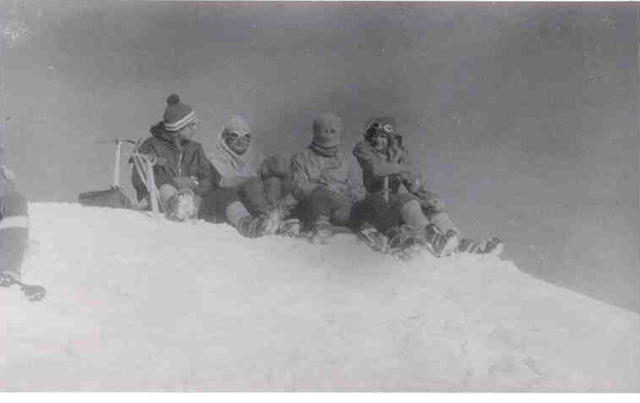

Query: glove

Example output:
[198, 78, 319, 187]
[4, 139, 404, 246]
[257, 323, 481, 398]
[416, 190, 445, 213]
[260, 154, 289, 179]
[173, 176, 200, 190]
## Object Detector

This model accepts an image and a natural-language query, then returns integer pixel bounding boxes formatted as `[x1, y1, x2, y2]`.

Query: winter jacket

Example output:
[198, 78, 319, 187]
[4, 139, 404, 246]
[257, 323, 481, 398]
[353, 140, 423, 195]
[207, 132, 289, 189]
[290, 147, 366, 204]
[132, 122, 218, 202]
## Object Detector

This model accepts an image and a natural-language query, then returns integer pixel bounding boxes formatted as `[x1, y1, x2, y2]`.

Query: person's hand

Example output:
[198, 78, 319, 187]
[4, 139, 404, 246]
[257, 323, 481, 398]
[388, 147, 402, 163]
[173, 176, 200, 190]
[419, 193, 445, 213]
[400, 170, 416, 184]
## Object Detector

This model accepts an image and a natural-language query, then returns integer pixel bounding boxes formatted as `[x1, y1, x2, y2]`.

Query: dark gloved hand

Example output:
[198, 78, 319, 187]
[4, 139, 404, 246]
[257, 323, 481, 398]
[260, 154, 290, 179]
[173, 176, 200, 190]
[416, 190, 445, 213]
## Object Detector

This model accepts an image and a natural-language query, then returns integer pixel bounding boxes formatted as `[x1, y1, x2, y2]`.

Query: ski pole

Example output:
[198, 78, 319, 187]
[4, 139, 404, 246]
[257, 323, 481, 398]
[383, 176, 389, 203]
[98, 139, 136, 189]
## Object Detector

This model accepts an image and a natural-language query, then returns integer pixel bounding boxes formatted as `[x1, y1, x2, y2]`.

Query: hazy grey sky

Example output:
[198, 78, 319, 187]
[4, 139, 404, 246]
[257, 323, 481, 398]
[1, 1, 638, 311]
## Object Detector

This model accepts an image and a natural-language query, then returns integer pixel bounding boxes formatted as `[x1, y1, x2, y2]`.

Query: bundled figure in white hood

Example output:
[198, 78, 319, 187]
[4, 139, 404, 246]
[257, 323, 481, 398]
[206, 115, 296, 236]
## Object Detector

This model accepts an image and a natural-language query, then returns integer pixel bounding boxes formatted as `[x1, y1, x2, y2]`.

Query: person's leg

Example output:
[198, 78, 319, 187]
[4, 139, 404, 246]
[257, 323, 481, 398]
[427, 211, 459, 235]
[399, 199, 430, 234]
[199, 187, 241, 224]
[298, 187, 333, 227]
[363, 193, 404, 235]
[238, 177, 271, 216]
[262, 177, 284, 207]
[158, 183, 178, 212]
[0, 191, 29, 283]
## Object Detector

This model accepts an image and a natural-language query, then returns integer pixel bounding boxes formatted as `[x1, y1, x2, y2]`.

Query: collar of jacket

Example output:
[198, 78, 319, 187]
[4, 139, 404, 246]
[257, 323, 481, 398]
[150, 122, 190, 149]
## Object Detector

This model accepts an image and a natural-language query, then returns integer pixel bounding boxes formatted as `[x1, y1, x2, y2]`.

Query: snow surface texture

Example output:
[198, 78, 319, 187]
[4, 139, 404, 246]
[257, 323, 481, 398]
[1, 203, 638, 391]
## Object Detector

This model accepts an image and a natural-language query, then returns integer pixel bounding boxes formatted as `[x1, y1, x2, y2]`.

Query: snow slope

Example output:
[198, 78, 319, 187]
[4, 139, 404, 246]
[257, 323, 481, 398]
[1, 203, 638, 391]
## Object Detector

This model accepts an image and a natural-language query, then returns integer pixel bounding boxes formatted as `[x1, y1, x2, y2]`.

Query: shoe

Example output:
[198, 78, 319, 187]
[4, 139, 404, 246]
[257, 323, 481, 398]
[358, 225, 389, 253]
[308, 219, 333, 244]
[237, 215, 270, 238]
[427, 226, 459, 257]
[458, 236, 504, 257]
[166, 189, 198, 222]
[278, 218, 303, 237]
[262, 206, 283, 236]
[483, 237, 504, 256]
[387, 225, 426, 260]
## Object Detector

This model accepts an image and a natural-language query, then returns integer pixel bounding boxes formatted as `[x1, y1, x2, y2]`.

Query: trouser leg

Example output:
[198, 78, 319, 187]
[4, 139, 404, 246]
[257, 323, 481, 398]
[427, 211, 458, 234]
[0, 191, 29, 280]
[238, 177, 271, 216]
[158, 184, 178, 212]
[199, 187, 242, 224]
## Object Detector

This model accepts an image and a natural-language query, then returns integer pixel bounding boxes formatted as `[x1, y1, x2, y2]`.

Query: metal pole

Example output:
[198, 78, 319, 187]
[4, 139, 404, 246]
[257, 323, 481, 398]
[383, 176, 389, 203]
[112, 140, 121, 188]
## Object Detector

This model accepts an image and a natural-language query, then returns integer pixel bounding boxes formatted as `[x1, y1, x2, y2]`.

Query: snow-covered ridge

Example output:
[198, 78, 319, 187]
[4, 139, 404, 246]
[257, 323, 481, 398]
[1, 202, 638, 391]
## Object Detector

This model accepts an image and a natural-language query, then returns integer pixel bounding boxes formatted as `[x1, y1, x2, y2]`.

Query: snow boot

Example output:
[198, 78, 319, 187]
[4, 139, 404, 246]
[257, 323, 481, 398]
[307, 219, 334, 244]
[386, 225, 426, 260]
[458, 236, 504, 256]
[262, 206, 283, 236]
[278, 217, 303, 237]
[237, 215, 269, 238]
[358, 224, 389, 253]
[166, 189, 198, 222]
[425, 224, 459, 257]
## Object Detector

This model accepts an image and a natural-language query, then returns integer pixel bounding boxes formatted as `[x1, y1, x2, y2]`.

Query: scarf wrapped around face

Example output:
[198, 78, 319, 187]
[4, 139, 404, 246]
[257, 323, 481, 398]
[207, 116, 265, 188]
[309, 113, 342, 158]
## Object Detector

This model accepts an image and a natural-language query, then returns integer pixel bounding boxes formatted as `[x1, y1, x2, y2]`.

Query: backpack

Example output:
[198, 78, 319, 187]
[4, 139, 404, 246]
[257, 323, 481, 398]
[78, 186, 132, 209]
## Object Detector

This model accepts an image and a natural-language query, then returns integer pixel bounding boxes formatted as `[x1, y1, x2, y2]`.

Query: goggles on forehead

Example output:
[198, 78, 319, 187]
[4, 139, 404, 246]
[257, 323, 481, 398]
[370, 122, 394, 134]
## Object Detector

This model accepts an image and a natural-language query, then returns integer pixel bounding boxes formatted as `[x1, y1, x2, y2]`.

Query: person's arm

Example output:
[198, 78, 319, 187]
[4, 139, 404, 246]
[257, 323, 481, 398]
[260, 153, 290, 180]
[189, 144, 219, 195]
[353, 142, 408, 178]
[290, 152, 318, 201]
[347, 156, 366, 203]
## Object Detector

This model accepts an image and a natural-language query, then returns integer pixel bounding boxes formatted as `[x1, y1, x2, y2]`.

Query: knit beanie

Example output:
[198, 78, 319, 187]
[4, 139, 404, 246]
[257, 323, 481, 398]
[310, 113, 342, 157]
[222, 115, 251, 136]
[364, 116, 395, 141]
[163, 94, 197, 132]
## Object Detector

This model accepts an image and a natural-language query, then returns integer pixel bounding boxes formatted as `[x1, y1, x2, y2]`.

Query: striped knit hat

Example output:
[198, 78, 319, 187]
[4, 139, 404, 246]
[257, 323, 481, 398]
[163, 94, 197, 132]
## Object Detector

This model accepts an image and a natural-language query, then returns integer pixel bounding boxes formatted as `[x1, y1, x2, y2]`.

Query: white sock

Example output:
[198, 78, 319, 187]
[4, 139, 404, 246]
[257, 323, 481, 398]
[225, 201, 252, 228]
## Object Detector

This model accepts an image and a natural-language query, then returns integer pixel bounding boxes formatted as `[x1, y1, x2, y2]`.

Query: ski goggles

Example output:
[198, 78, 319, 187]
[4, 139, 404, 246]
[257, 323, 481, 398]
[226, 131, 252, 142]
[369, 122, 394, 134]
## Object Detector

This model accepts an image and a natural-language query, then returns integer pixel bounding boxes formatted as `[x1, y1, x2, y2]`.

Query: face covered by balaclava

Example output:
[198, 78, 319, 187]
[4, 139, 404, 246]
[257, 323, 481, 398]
[309, 113, 342, 158]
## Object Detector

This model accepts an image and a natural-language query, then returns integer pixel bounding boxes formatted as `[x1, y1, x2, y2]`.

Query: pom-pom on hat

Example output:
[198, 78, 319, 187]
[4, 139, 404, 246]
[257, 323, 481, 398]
[163, 94, 197, 132]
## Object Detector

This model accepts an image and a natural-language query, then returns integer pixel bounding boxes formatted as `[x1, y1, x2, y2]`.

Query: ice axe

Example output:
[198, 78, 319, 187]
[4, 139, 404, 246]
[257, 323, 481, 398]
[383, 176, 389, 203]
[127, 150, 168, 217]
[97, 139, 137, 188]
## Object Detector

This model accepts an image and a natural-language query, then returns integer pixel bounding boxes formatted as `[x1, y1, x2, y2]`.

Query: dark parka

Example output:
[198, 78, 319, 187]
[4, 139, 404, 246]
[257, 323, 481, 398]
[131, 122, 219, 202]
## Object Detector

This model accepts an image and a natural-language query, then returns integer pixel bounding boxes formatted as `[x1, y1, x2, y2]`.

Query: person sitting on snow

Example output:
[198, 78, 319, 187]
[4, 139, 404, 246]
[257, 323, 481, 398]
[0, 164, 45, 301]
[290, 113, 367, 242]
[131, 95, 277, 238]
[206, 115, 298, 236]
[353, 117, 503, 257]
[131, 94, 216, 221]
